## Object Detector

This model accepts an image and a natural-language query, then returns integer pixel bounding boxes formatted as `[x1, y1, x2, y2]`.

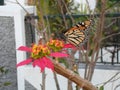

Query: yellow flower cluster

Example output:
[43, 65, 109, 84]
[31, 44, 50, 59]
[47, 39, 64, 52]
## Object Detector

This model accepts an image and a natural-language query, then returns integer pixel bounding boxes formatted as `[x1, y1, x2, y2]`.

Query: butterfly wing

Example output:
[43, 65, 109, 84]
[63, 20, 92, 46]
[68, 20, 92, 31]
[64, 29, 87, 46]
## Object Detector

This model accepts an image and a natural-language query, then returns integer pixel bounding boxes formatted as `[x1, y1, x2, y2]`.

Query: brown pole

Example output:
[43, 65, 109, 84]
[52, 60, 98, 90]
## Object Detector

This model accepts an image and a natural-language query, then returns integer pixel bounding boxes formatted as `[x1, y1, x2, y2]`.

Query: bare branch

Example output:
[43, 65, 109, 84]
[61, 0, 75, 24]
[53, 72, 60, 90]
[56, 0, 68, 29]
[101, 32, 120, 42]
[96, 72, 120, 86]
[114, 83, 120, 90]
[104, 19, 117, 29]
[40, 71, 47, 90]
[52, 60, 98, 90]
[16, 0, 30, 15]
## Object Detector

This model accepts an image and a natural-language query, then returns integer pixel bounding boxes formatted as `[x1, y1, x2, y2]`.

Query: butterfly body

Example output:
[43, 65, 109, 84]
[63, 20, 92, 46]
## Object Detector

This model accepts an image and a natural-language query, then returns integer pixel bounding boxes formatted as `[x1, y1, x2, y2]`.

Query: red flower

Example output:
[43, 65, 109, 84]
[17, 45, 69, 72]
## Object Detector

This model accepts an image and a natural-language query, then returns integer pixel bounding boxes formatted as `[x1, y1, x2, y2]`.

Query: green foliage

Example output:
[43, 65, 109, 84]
[96, 0, 120, 13]
[58, 58, 69, 68]
[0, 66, 11, 87]
[3, 82, 11, 86]
[35, 0, 88, 38]
[0, 66, 9, 74]
[112, 25, 119, 31]
[96, 0, 102, 12]
[99, 86, 104, 90]
[0, 82, 11, 87]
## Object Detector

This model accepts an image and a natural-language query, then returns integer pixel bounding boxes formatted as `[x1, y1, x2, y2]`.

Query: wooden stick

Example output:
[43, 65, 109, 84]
[52, 60, 98, 90]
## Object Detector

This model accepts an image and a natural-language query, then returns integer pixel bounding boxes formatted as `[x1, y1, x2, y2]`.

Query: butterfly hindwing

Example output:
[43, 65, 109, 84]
[65, 30, 87, 46]
[64, 20, 92, 46]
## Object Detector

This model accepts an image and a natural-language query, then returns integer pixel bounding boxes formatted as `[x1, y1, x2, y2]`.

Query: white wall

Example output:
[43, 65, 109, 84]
[5, 0, 26, 5]
[24, 66, 120, 90]
[79, 69, 120, 90]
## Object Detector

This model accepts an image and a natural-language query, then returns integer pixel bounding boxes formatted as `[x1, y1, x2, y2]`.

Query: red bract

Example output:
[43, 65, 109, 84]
[18, 46, 32, 52]
[17, 58, 32, 67]
[32, 57, 54, 72]
[50, 52, 68, 57]
[64, 43, 76, 49]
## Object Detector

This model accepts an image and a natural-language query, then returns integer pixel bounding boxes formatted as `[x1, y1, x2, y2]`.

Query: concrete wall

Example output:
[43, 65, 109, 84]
[0, 17, 17, 90]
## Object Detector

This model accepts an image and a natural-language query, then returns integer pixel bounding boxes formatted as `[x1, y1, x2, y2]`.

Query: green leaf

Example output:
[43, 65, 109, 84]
[99, 86, 104, 90]
[3, 82, 11, 86]
[0, 66, 5, 73]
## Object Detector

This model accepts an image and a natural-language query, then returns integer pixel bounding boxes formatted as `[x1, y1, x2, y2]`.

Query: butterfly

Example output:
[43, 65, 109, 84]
[62, 20, 92, 47]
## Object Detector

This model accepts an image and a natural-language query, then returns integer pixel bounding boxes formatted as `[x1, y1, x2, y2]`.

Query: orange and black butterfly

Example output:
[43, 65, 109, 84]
[61, 20, 92, 47]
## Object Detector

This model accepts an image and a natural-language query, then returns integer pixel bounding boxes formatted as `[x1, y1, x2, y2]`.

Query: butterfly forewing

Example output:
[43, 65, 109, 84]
[69, 20, 92, 32]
